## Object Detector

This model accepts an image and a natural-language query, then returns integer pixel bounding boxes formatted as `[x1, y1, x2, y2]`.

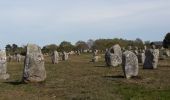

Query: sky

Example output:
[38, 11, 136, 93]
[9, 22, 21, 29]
[0, 0, 170, 48]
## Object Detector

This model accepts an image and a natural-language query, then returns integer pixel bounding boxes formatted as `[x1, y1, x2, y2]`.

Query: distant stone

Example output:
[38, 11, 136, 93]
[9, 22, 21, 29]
[16, 53, 21, 62]
[51, 50, 59, 64]
[137, 50, 145, 64]
[0, 50, 10, 80]
[143, 49, 159, 69]
[23, 44, 46, 83]
[122, 51, 139, 79]
[134, 46, 139, 55]
[128, 46, 132, 51]
[105, 49, 111, 66]
[92, 50, 99, 62]
[62, 51, 69, 61]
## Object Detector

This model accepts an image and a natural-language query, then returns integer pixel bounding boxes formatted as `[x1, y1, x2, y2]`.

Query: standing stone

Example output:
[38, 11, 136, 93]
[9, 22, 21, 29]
[23, 44, 46, 83]
[110, 44, 122, 66]
[137, 50, 145, 64]
[8, 54, 12, 62]
[92, 50, 99, 62]
[110, 54, 122, 66]
[51, 51, 59, 64]
[122, 51, 139, 79]
[16, 53, 21, 62]
[143, 48, 159, 69]
[111, 44, 122, 59]
[128, 46, 132, 51]
[62, 51, 69, 61]
[0, 50, 10, 79]
[165, 49, 170, 57]
[105, 49, 111, 66]
[134, 46, 139, 55]
[144, 45, 147, 50]
[159, 48, 166, 60]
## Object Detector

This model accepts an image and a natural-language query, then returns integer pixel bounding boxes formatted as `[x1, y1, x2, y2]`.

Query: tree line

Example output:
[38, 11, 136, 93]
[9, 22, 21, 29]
[5, 33, 170, 55]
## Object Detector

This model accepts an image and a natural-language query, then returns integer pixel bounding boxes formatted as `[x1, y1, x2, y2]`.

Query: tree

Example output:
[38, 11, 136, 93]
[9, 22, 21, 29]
[58, 41, 74, 52]
[163, 33, 170, 48]
[42, 44, 58, 54]
[87, 39, 94, 49]
[12, 44, 18, 52]
[75, 41, 89, 51]
[5, 44, 12, 52]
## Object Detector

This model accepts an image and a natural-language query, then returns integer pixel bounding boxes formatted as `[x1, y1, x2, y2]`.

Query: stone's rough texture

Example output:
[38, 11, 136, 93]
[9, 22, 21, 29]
[51, 51, 59, 64]
[62, 51, 68, 61]
[122, 51, 139, 79]
[165, 49, 170, 57]
[143, 49, 159, 69]
[111, 44, 122, 59]
[105, 44, 122, 67]
[0, 50, 10, 80]
[23, 44, 46, 83]
[110, 54, 122, 66]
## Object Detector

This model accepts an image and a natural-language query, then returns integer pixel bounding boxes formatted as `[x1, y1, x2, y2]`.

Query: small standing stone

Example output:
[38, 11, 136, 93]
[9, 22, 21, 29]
[23, 44, 46, 83]
[0, 50, 10, 80]
[105, 49, 111, 66]
[92, 50, 99, 62]
[62, 51, 69, 61]
[51, 50, 59, 64]
[122, 51, 139, 79]
[16, 53, 21, 62]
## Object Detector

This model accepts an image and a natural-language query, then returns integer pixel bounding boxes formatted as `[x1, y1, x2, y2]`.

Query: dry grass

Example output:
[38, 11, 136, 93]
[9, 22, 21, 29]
[0, 53, 170, 100]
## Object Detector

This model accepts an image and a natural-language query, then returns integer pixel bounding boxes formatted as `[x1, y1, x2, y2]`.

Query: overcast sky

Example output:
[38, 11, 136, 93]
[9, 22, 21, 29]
[0, 0, 170, 48]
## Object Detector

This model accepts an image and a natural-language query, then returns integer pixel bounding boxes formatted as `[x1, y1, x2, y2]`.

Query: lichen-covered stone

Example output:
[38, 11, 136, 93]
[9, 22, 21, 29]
[23, 44, 46, 83]
[122, 51, 139, 79]
[0, 50, 10, 80]
[52, 51, 59, 64]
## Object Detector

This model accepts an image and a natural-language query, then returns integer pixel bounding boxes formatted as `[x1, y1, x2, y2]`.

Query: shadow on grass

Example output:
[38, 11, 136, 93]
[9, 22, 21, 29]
[4, 80, 46, 86]
[4, 80, 24, 85]
[103, 75, 143, 80]
[103, 75, 125, 79]
[94, 65, 107, 67]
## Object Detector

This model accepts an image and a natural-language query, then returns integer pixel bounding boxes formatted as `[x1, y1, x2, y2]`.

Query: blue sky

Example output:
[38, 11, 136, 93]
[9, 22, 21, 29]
[0, 0, 170, 48]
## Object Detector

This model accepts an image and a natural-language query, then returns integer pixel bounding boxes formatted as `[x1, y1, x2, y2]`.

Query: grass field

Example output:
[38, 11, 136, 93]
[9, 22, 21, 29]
[0, 53, 170, 100]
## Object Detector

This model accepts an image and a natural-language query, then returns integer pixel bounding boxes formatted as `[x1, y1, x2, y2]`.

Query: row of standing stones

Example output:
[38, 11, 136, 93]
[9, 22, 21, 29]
[103, 44, 166, 79]
[0, 43, 169, 82]
[0, 43, 70, 83]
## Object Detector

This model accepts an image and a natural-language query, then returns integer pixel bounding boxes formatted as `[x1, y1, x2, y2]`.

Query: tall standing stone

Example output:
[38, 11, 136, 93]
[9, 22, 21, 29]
[0, 50, 10, 80]
[23, 44, 46, 83]
[51, 50, 59, 64]
[122, 51, 139, 79]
